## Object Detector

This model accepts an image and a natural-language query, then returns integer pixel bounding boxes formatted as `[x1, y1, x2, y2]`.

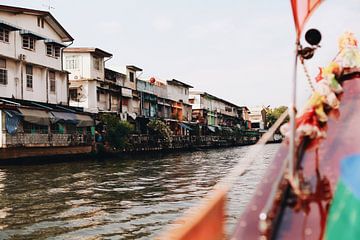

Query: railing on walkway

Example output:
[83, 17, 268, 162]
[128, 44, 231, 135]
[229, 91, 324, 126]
[5, 133, 93, 148]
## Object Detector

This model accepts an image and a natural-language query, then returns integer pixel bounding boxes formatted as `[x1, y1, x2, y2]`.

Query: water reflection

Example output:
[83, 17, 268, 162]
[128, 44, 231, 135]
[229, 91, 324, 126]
[0, 144, 279, 239]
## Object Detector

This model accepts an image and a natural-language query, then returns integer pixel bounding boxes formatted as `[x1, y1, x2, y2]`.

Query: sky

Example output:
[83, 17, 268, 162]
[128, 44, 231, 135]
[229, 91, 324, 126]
[2, 0, 360, 108]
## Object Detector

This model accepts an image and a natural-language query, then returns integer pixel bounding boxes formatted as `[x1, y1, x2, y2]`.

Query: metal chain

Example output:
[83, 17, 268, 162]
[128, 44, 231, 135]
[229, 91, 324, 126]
[300, 57, 316, 92]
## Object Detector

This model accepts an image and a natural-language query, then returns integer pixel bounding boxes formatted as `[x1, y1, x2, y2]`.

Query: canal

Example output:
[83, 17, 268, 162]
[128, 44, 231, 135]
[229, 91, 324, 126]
[0, 144, 279, 239]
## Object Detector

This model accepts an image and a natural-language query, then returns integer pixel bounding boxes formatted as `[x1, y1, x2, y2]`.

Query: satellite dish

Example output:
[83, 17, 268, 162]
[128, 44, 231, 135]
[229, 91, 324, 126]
[305, 29, 321, 46]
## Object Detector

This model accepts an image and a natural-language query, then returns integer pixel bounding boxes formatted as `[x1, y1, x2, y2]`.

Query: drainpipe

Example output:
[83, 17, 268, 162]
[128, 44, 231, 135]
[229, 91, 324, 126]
[46, 68, 49, 103]
[104, 56, 113, 111]
[62, 40, 74, 105]
[20, 61, 23, 100]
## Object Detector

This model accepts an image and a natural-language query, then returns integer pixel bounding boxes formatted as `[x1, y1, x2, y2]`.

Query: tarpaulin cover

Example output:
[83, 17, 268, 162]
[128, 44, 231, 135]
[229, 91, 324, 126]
[4, 110, 22, 135]
[208, 126, 216, 133]
[50, 111, 79, 125]
[76, 114, 94, 127]
[18, 108, 50, 126]
[178, 123, 193, 131]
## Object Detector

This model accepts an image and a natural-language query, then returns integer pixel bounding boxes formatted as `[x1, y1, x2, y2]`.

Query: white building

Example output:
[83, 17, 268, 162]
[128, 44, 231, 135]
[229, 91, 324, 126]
[189, 91, 243, 128]
[0, 5, 73, 105]
[248, 106, 267, 129]
[63, 47, 113, 113]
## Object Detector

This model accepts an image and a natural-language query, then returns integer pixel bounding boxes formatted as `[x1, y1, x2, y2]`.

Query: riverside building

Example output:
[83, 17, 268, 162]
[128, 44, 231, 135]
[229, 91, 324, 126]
[0, 5, 94, 160]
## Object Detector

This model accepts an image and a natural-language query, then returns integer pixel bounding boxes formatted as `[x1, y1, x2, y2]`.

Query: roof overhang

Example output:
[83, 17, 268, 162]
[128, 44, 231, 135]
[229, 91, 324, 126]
[20, 29, 46, 40]
[167, 79, 193, 88]
[64, 48, 112, 58]
[0, 5, 73, 42]
[44, 39, 67, 47]
[126, 65, 143, 72]
[0, 19, 20, 31]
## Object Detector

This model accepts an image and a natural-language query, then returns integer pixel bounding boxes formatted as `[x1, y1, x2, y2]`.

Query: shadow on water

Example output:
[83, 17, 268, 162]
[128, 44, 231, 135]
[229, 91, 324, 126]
[0, 144, 279, 239]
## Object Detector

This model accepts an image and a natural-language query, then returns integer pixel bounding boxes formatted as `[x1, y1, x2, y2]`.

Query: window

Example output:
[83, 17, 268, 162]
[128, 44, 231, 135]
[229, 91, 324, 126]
[129, 72, 134, 82]
[97, 90, 100, 102]
[26, 65, 33, 89]
[22, 36, 35, 50]
[69, 88, 78, 101]
[0, 28, 9, 43]
[0, 58, 7, 85]
[54, 46, 60, 57]
[93, 57, 100, 70]
[37, 17, 44, 28]
[49, 71, 55, 93]
[65, 56, 79, 69]
[46, 44, 61, 58]
[23, 122, 48, 134]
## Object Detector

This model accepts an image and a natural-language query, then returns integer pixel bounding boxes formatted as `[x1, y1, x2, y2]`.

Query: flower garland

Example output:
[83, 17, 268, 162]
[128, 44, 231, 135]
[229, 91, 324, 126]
[281, 32, 360, 147]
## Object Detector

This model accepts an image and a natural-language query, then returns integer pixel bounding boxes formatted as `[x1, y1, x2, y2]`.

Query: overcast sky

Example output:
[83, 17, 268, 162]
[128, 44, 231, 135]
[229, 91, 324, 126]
[2, 0, 360, 108]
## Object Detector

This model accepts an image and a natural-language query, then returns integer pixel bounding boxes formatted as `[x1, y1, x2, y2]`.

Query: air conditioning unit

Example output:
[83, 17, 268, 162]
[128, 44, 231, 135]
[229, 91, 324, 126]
[18, 54, 26, 61]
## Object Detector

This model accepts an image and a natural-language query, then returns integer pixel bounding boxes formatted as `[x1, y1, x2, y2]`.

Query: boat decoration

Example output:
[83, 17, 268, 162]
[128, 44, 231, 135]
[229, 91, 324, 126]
[291, 0, 323, 40]
[281, 32, 360, 149]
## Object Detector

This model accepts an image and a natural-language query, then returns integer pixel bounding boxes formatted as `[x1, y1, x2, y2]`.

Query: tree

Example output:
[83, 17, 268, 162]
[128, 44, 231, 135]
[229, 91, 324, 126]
[266, 106, 289, 129]
[101, 114, 134, 150]
[147, 119, 172, 146]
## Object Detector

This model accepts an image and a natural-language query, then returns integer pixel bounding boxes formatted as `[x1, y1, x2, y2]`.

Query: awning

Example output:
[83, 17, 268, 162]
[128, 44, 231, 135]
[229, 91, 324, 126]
[50, 111, 79, 125]
[223, 126, 234, 132]
[208, 126, 216, 132]
[44, 39, 67, 47]
[0, 20, 21, 31]
[18, 108, 50, 126]
[178, 122, 193, 131]
[76, 114, 94, 127]
[20, 30, 46, 40]
[157, 101, 171, 107]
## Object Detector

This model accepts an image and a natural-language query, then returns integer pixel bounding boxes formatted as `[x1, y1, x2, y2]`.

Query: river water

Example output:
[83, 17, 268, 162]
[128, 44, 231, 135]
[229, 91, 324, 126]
[0, 144, 279, 239]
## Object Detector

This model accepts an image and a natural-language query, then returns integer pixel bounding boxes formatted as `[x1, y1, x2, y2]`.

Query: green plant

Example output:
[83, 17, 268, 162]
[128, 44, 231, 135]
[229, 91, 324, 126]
[101, 114, 134, 150]
[147, 119, 172, 145]
[266, 106, 289, 129]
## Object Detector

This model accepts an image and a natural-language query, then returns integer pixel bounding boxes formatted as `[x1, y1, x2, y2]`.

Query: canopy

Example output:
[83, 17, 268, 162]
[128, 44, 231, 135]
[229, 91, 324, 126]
[18, 108, 50, 126]
[290, 0, 323, 40]
[179, 122, 193, 131]
[0, 19, 21, 31]
[50, 111, 79, 125]
[76, 114, 94, 127]
[208, 126, 216, 133]
[44, 39, 67, 47]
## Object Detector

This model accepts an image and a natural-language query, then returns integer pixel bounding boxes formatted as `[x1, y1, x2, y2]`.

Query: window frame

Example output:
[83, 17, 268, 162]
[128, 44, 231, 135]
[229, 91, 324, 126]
[0, 58, 7, 85]
[0, 28, 10, 43]
[93, 57, 100, 70]
[26, 65, 33, 89]
[69, 88, 78, 101]
[65, 56, 79, 70]
[129, 72, 134, 82]
[49, 71, 56, 93]
[22, 35, 35, 51]
[46, 44, 61, 58]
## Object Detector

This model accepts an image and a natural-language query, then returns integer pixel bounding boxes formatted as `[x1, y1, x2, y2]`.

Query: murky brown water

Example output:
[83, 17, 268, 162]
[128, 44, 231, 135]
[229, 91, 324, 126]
[0, 144, 279, 239]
